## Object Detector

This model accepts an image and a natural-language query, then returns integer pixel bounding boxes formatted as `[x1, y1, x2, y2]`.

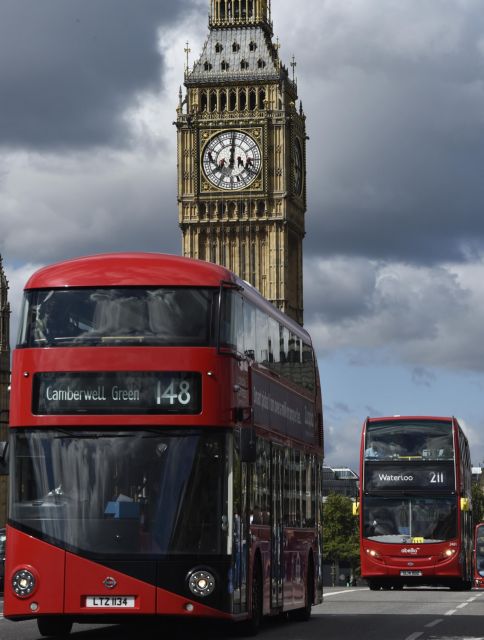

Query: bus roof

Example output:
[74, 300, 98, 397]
[25, 253, 237, 289]
[366, 415, 454, 424]
[25, 252, 312, 341]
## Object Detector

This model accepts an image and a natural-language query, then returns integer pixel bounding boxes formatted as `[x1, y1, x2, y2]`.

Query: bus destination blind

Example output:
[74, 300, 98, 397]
[33, 371, 201, 415]
[364, 463, 455, 492]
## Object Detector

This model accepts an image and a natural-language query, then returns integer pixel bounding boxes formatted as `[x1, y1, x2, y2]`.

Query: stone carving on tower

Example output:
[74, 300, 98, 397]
[176, 0, 307, 324]
[0, 256, 10, 526]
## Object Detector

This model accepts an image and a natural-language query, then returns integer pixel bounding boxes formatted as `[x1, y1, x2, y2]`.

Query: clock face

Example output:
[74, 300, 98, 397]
[294, 138, 303, 195]
[202, 130, 261, 190]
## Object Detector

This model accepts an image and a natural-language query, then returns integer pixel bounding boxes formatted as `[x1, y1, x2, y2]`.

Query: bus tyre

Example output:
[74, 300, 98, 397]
[453, 579, 472, 591]
[368, 580, 381, 591]
[37, 616, 73, 638]
[240, 558, 263, 636]
[289, 559, 314, 622]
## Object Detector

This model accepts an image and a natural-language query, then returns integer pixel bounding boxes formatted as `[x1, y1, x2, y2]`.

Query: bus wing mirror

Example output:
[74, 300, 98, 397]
[240, 428, 257, 463]
[460, 497, 470, 512]
[0, 441, 9, 475]
[352, 501, 359, 516]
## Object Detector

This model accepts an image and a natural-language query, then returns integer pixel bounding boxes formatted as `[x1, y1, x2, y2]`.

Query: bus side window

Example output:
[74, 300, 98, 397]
[220, 289, 243, 354]
[242, 299, 256, 360]
[255, 308, 268, 363]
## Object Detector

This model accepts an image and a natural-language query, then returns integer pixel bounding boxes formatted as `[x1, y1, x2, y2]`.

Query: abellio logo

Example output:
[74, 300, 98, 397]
[401, 548, 419, 554]
[378, 473, 414, 482]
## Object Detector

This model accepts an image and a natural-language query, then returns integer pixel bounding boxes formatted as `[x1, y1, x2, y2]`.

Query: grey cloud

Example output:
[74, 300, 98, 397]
[304, 257, 377, 322]
[273, 0, 484, 265]
[304, 256, 484, 372]
[1, 153, 180, 265]
[411, 367, 436, 388]
[0, 0, 198, 150]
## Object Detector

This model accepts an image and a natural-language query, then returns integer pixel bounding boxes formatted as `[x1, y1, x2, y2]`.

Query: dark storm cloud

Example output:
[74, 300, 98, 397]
[0, 0, 196, 149]
[275, 0, 484, 265]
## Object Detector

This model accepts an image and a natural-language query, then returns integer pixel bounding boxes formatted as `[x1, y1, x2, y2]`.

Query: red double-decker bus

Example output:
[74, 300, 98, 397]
[2, 252, 323, 637]
[474, 523, 484, 588]
[358, 415, 473, 590]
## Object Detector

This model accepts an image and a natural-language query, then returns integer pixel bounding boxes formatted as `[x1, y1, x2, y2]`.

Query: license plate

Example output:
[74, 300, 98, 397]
[85, 596, 135, 608]
[400, 570, 423, 577]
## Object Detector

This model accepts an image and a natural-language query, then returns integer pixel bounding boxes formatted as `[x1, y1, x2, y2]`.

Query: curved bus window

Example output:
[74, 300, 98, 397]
[10, 429, 228, 556]
[364, 421, 454, 461]
[17, 288, 216, 347]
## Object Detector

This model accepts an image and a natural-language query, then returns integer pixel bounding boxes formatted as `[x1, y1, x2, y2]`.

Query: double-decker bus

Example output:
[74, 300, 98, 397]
[358, 415, 473, 590]
[474, 523, 484, 588]
[2, 253, 323, 637]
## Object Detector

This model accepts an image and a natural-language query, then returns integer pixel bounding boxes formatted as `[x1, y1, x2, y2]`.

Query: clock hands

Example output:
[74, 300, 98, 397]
[229, 132, 236, 169]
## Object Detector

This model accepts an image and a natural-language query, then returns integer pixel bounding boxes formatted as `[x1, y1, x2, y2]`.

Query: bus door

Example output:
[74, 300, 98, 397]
[271, 444, 284, 609]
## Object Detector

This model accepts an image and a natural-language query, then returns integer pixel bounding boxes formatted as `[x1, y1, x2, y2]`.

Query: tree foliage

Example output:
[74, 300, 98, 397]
[472, 482, 484, 529]
[322, 493, 360, 567]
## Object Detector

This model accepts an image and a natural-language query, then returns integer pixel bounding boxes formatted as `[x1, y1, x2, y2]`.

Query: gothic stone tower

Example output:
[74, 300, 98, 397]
[0, 257, 10, 526]
[177, 0, 307, 324]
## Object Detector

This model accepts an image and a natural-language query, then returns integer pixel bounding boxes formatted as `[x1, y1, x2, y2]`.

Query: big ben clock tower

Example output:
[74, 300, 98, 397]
[176, 0, 307, 324]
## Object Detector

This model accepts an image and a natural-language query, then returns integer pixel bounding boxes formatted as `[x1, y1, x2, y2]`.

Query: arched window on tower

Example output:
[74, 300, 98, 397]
[240, 242, 247, 279]
[249, 41, 257, 52]
[250, 242, 256, 282]
[258, 88, 266, 109]
[210, 90, 217, 112]
[257, 59, 266, 69]
[221, 60, 230, 71]
[199, 232, 207, 261]
[249, 88, 257, 110]
[233, 42, 240, 52]
[229, 89, 237, 111]
[204, 61, 213, 71]
[220, 90, 227, 111]
[240, 89, 247, 110]
[201, 91, 208, 111]
[215, 42, 223, 53]
[241, 59, 249, 71]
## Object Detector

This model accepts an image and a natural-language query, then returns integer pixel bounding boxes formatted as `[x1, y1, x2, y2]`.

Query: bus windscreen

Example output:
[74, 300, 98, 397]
[363, 496, 457, 544]
[18, 287, 215, 347]
[10, 429, 228, 556]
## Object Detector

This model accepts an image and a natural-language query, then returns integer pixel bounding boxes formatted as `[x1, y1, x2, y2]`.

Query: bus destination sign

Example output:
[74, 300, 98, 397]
[365, 463, 455, 492]
[33, 371, 201, 415]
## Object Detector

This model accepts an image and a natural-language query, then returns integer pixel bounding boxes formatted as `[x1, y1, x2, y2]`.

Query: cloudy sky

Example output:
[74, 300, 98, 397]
[2, 0, 484, 470]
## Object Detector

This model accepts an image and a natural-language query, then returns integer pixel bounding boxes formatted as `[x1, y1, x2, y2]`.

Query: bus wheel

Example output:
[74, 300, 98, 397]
[289, 558, 314, 622]
[452, 579, 472, 591]
[238, 558, 263, 636]
[368, 580, 381, 591]
[37, 616, 73, 638]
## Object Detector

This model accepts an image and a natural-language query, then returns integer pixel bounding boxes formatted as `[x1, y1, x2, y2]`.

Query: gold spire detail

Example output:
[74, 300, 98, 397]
[209, 0, 271, 28]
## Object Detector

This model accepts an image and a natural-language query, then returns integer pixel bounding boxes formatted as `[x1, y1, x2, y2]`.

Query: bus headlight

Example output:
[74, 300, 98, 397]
[188, 569, 216, 597]
[366, 548, 381, 559]
[440, 548, 456, 559]
[12, 568, 37, 598]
